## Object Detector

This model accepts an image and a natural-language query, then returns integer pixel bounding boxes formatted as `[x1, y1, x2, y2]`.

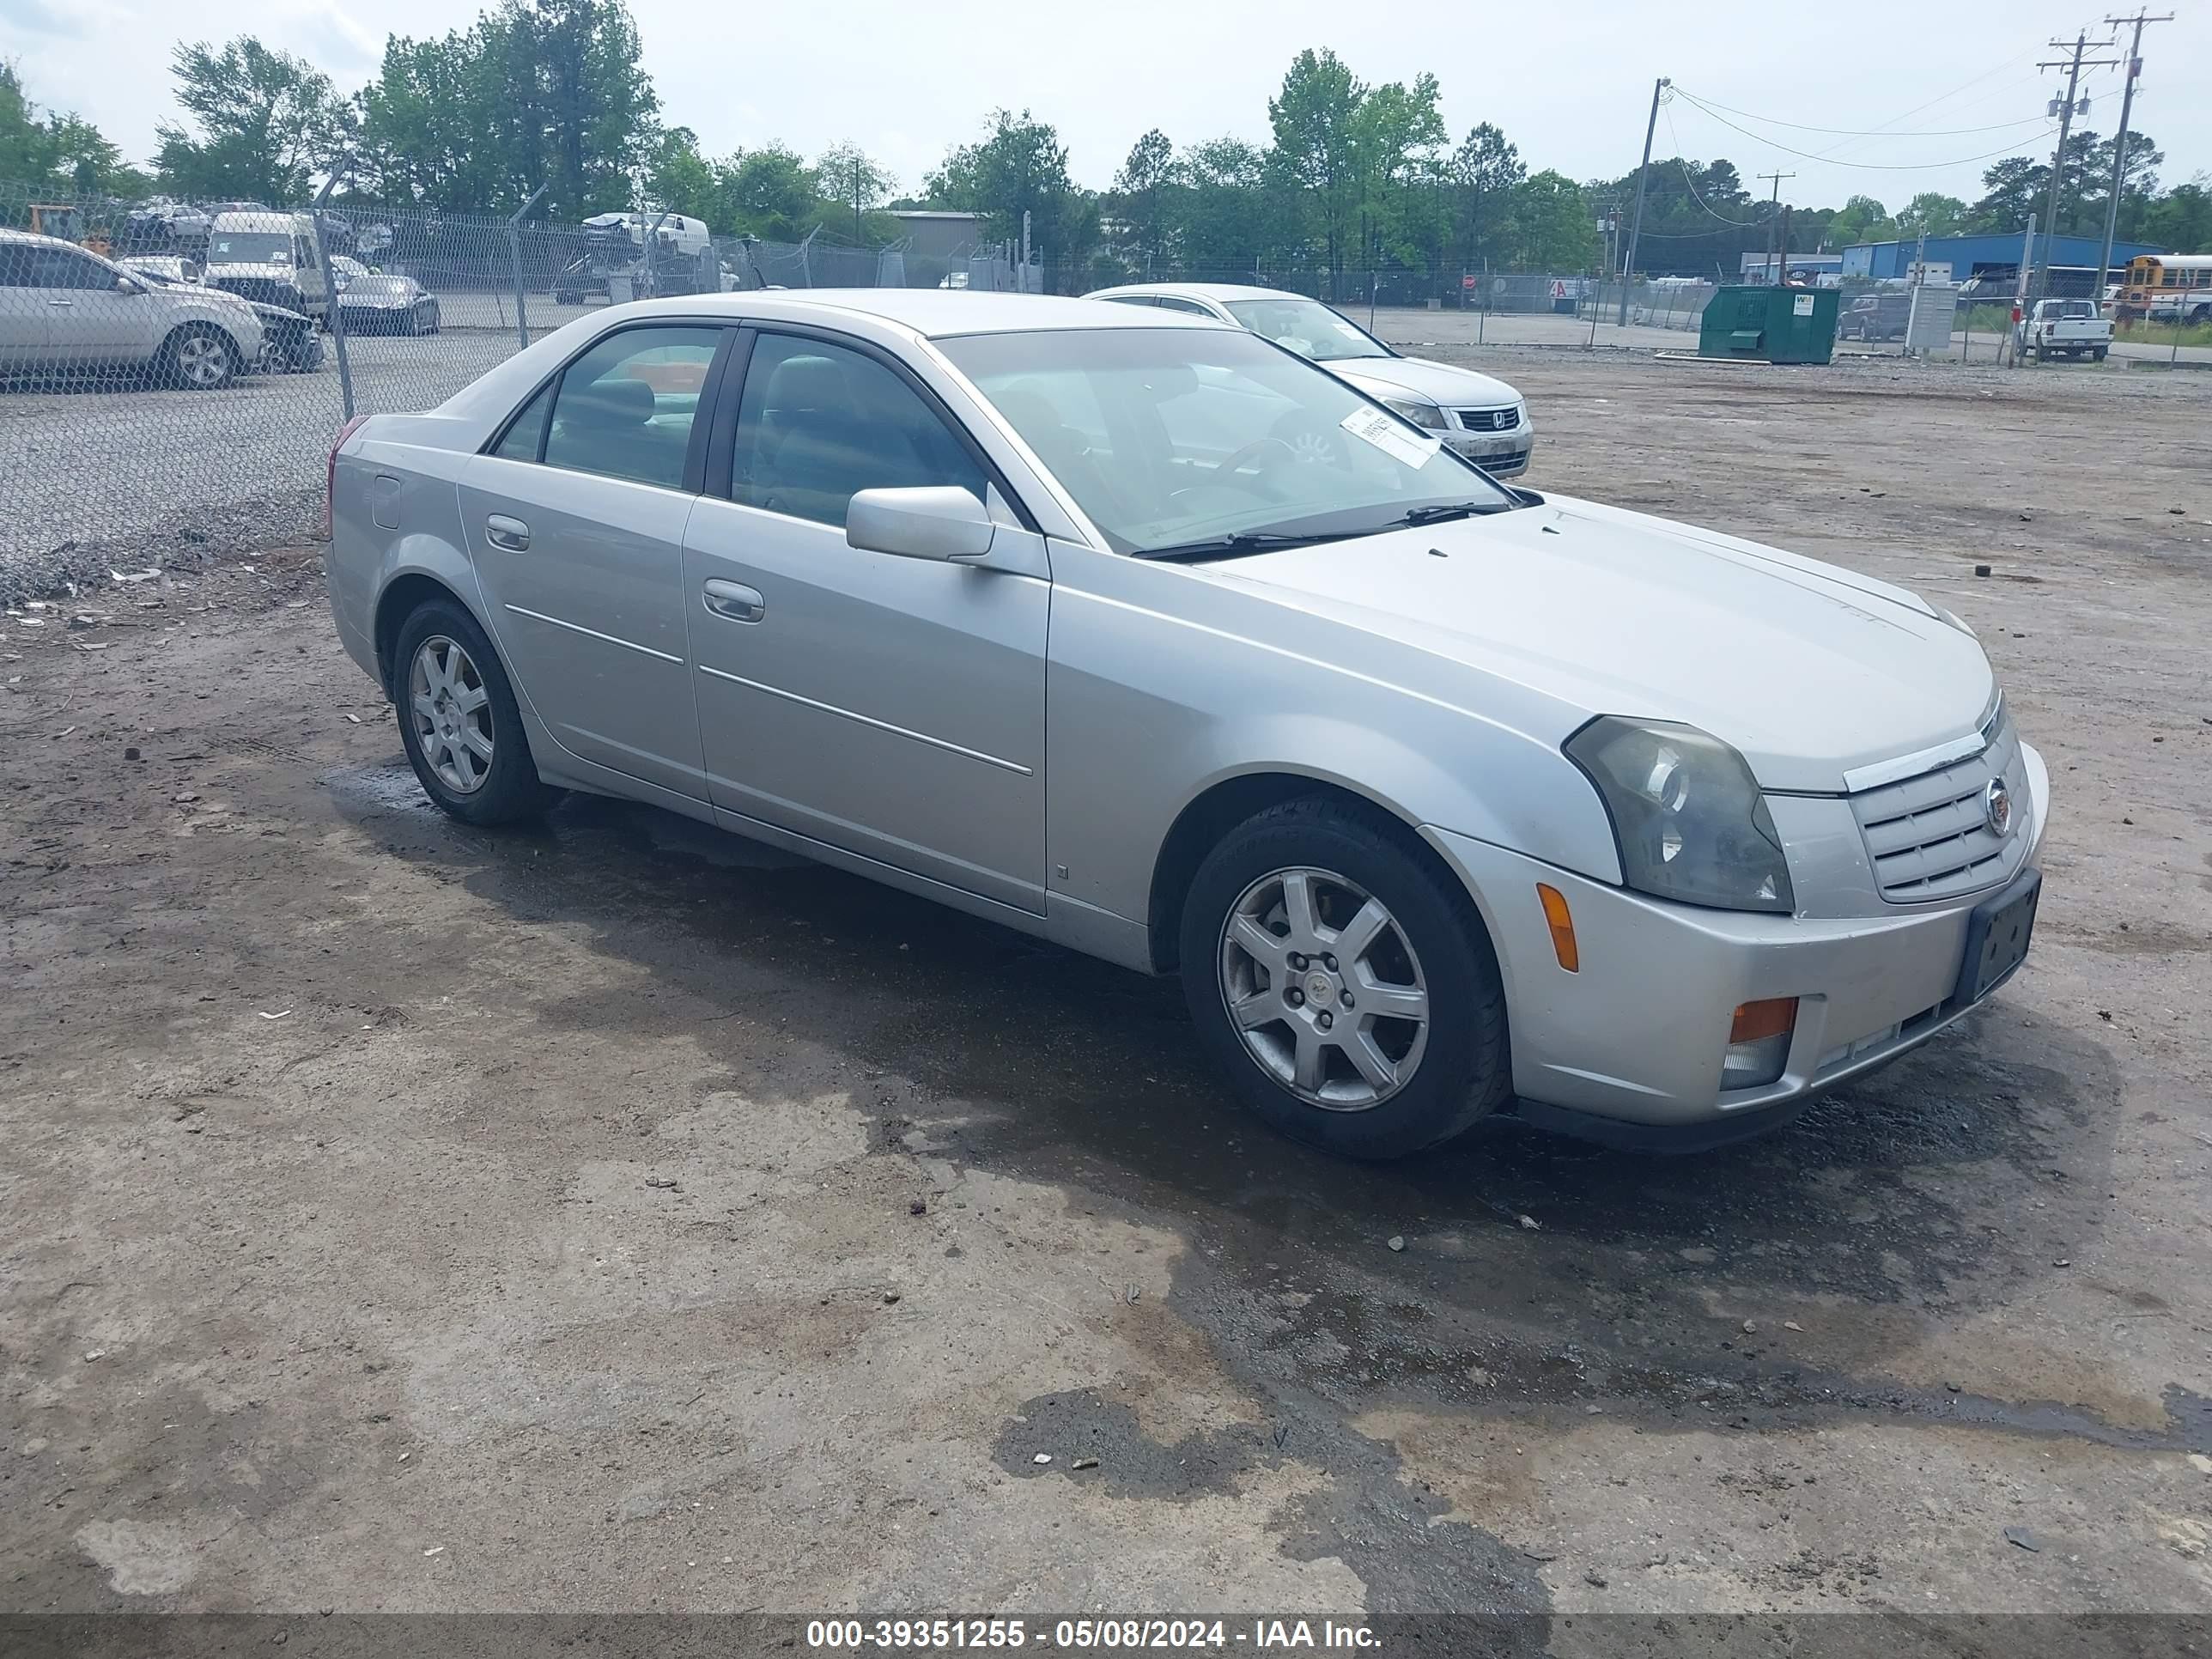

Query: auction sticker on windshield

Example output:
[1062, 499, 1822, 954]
[1340, 406, 1440, 469]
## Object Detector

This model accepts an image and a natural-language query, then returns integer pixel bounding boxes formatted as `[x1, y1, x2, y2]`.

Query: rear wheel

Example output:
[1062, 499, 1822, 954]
[1178, 797, 1510, 1160]
[392, 599, 559, 826]
[160, 324, 236, 391]
[2092, 345, 2109, 362]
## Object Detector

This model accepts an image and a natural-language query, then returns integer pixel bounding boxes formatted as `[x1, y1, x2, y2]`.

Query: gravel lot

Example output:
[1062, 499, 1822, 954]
[2, 349, 2209, 1639]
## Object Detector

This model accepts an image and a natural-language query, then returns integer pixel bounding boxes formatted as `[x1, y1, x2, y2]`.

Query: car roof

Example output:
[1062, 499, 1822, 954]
[0, 228, 82, 250]
[1085, 283, 1304, 304]
[608, 289, 1227, 340]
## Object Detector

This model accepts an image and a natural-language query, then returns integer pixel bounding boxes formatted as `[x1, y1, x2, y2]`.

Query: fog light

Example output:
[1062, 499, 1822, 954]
[1722, 997, 1798, 1090]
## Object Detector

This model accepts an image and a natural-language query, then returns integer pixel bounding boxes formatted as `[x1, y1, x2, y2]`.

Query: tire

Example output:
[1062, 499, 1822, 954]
[392, 599, 559, 826]
[424, 302, 440, 335]
[2092, 346, 2108, 362]
[159, 324, 236, 392]
[1177, 796, 1510, 1160]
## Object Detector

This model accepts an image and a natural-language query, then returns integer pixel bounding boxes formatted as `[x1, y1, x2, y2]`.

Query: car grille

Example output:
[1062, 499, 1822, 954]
[212, 276, 304, 309]
[1455, 405, 1520, 432]
[1850, 710, 2029, 902]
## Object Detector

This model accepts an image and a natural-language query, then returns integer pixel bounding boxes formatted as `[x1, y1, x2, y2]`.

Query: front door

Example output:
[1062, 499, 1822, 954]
[683, 330, 1049, 913]
[459, 322, 727, 800]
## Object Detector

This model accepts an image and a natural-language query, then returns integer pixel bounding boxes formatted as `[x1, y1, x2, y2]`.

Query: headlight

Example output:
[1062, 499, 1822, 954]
[1565, 718, 1795, 913]
[1380, 396, 1449, 431]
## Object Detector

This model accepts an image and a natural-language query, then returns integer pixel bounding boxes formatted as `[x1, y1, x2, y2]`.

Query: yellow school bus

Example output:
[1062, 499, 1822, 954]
[2119, 254, 2212, 322]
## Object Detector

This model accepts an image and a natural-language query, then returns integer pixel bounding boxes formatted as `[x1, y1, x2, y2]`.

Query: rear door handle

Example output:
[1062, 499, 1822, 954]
[484, 514, 531, 552]
[702, 579, 765, 623]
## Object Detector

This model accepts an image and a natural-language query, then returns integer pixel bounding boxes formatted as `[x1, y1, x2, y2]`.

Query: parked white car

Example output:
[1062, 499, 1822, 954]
[0, 229, 264, 390]
[1085, 283, 1534, 476]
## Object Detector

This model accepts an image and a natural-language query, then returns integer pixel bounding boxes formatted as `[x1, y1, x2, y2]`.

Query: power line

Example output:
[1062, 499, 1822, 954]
[1665, 91, 2051, 140]
[1670, 88, 2059, 171]
[1662, 107, 1775, 226]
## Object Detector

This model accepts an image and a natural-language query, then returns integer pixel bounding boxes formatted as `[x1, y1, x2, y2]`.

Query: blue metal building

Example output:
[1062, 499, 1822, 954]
[1841, 234, 2161, 281]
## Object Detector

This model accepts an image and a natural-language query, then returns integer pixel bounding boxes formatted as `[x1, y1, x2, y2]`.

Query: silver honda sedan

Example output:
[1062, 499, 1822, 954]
[325, 291, 2046, 1159]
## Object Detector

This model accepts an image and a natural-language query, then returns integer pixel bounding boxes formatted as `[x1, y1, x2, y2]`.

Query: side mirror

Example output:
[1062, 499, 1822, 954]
[115, 276, 143, 295]
[847, 487, 995, 564]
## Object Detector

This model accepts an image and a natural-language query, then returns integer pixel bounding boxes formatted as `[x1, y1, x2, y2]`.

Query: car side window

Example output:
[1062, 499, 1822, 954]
[1153, 296, 1214, 316]
[542, 325, 720, 490]
[1100, 295, 1159, 308]
[491, 384, 553, 462]
[730, 333, 987, 529]
[0, 243, 35, 289]
[30, 248, 113, 291]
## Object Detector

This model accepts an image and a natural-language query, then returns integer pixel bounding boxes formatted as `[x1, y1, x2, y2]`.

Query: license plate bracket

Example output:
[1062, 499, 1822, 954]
[1954, 869, 2041, 1006]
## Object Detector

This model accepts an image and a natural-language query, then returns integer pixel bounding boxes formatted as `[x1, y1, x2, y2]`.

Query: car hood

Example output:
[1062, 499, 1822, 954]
[1329, 355, 1522, 410]
[1199, 493, 1993, 793]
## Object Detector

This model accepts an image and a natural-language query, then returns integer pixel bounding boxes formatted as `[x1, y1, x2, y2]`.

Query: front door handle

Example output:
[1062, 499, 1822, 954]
[46, 298, 74, 307]
[702, 579, 766, 623]
[484, 514, 531, 552]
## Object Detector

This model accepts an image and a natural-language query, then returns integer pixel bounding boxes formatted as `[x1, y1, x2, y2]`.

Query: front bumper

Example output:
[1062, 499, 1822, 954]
[1443, 423, 1534, 476]
[1423, 741, 2047, 1129]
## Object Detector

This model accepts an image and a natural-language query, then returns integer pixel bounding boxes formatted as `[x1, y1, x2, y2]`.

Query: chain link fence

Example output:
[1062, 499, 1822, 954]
[0, 182, 1055, 602]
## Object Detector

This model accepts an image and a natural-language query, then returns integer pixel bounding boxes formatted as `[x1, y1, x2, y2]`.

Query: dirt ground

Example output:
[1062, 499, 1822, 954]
[3, 349, 2210, 1640]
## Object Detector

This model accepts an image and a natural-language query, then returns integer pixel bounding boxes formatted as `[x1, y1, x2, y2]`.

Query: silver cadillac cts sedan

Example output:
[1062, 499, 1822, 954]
[325, 291, 2046, 1160]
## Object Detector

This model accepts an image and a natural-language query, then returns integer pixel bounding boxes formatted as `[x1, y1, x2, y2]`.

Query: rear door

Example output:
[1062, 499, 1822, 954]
[459, 322, 731, 800]
[0, 241, 53, 368]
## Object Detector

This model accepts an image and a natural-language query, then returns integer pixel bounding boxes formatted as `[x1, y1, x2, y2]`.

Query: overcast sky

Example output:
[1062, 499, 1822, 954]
[4, 0, 2204, 215]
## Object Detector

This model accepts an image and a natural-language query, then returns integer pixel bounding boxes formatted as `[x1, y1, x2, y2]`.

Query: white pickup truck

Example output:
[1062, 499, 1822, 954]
[2016, 298, 2112, 363]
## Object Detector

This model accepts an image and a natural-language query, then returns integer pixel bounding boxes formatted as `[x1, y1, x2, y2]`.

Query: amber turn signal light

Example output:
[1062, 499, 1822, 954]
[1729, 997, 1799, 1044]
[1535, 883, 1578, 973]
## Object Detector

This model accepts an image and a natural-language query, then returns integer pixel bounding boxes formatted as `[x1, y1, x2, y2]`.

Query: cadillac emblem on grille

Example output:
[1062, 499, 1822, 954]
[1984, 778, 2013, 837]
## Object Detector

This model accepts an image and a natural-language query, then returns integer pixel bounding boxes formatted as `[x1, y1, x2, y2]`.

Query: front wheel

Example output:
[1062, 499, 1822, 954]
[161, 325, 236, 391]
[392, 599, 559, 825]
[1178, 797, 1510, 1160]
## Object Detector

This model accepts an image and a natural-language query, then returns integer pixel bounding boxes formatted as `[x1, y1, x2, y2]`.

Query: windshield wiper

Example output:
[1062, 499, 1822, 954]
[1134, 530, 1344, 562]
[1388, 500, 1516, 528]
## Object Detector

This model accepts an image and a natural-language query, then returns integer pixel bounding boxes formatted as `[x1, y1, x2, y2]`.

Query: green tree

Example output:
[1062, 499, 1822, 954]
[1828, 194, 1896, 246]
[1896, 191, 1966, 238]
[1351, 72, 1446, 274]
[716, 143, 817, 240]
[647, 125, 717, 222]
[816, 143, 896, 241]
[155, 37, 349, 202]
[1503, 170, 1596, 270]
[927, 108, 1092, 281]
[1111, 128, 1177, 273]
[1176, 136, 1269, 273]
[2141, 178, 2212, 254]
[1450, 121, 1523, 270]
[0, 64, 149, 199]
[1267, 48, 1364, 279]
[520, 0, 659, 217]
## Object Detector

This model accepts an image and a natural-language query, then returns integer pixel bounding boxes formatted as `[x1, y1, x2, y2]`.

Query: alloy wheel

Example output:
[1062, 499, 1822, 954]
[177, 333, 228, 387]
[1218, 866, 1431, 1110]
[409, 635, 494, 793]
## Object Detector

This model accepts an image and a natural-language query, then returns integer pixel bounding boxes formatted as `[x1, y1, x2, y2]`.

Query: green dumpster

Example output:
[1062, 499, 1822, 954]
[1696, 285, 1840, 365]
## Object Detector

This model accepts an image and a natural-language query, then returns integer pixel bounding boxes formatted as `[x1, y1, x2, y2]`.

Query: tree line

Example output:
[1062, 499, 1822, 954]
[5, 9, 2209, 285]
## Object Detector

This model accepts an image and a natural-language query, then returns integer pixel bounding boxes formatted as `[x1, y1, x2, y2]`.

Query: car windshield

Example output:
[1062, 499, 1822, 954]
[210, 232, 291, 264]
[2055, 300, 2096, 318]
[1221, 297, 1393, 362]
[940, 326, 1515, 557]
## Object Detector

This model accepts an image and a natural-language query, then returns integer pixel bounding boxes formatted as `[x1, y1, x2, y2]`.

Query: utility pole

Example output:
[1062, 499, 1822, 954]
[2097, 11, 2170, 295]
[1617, 76, 1669, 325]
[1757, 170, 1794, 283]
[2036, 32, 2121, 299]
